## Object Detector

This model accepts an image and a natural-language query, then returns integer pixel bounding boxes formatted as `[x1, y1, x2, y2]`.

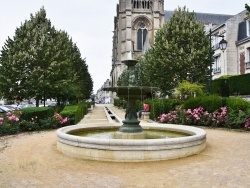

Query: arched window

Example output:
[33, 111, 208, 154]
[137, 23, 147, 51]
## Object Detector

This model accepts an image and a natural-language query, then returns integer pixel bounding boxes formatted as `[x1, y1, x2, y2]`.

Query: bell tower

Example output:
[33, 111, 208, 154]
[110, 0, 165, 88]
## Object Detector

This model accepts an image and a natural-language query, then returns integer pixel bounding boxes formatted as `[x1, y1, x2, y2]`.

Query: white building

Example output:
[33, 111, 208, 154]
[210, 10, 247, 79]
[96, 79, 111, 104]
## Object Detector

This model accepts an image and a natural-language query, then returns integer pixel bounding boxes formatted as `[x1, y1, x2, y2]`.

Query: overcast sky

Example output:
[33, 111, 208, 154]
[0, 0, 247, 93]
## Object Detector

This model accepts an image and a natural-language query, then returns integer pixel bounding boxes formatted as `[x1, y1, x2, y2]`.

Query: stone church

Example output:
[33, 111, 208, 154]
[110, 0, 233, 89]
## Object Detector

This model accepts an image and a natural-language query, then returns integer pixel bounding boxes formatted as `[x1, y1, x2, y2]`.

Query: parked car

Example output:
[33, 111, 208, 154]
[0, 106, 12, 113]
[17, 103, 36, 110]
[47, 102, 57, 107]
[3, 105, 17, 111]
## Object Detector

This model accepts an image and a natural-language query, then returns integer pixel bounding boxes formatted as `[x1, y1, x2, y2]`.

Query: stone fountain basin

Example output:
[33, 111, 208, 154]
[56, 123, 206, 162]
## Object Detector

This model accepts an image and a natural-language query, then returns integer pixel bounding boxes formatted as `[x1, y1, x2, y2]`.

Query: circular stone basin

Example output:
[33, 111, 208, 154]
[70, 128, 190, 139]
[56, 123, 206, 162]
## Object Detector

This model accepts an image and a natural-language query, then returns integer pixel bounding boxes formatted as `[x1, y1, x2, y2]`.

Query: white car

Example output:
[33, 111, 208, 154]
[17, 103, 36, 110]
[0, 106, 12, 113]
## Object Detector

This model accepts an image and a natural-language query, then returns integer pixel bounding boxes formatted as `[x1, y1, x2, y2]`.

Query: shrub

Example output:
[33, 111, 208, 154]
[60, 104, 87, 124]
[183, 95, 225, 112]
[146, 98, 180, 120]
[0, 112, 70, 136]
[114, 99, 120, 106]
[212, 77, 230, 97]
[0, 111, 21, 135]
[20, 107, 55, 121]
[19, 119, 40, 132]
[225, 108, 250, 129]
[158, 107, 228, 127]
[225, 97, 250, 111]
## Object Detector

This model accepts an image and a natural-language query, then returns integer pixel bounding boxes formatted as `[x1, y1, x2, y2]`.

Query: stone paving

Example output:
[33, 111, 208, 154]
[77, 104, 149, 125]
[77, 104, 110, 124]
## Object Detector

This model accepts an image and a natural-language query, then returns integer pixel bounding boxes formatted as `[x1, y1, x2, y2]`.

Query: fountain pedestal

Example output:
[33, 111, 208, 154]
[114, 97, 146, 139]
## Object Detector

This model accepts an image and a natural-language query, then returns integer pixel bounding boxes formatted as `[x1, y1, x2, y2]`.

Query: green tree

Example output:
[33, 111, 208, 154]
[70, 44, 93, 102]
[117, 56, 146, 86]
[142, 7, 210, 95]
[0, 7, 93, 105]
[174, 80, 205, 100]
[246, 4, 250, 19]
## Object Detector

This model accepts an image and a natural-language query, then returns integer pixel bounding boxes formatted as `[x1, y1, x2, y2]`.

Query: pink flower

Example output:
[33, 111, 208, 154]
[60, 117, 68, 124]
[193, 114, 200, 120]
[6, 112, 12, 116]
[160, 118, 165, 122]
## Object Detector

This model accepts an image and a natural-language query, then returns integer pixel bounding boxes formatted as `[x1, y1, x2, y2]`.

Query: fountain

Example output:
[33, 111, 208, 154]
[108, 58, 160, 139]
[56, 54, 206, 162]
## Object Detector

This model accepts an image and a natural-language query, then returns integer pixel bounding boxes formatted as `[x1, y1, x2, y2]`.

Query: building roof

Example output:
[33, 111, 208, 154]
[164, 10, 234, 26]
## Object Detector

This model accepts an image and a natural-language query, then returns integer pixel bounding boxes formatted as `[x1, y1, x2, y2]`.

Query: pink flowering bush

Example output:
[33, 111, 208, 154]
[225, 108, 250, 129]
[159, 105, 250, 130]
[53, 113, 69, 125]
[0, 110, 69, 136]
[245, 117, 250, 129]
[159, 110, 180, 124]
[185, 107, 212, 126]
[0, 111, 22, 135]
[158, 106, 228, 127]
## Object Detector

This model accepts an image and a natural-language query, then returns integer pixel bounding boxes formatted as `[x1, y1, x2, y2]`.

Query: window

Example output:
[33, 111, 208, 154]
[213, 35, 220, 49]
[133, 0, 151, 9]
[247, 20, 250, 36]
[137, 23, 147, 51]
[214, 55, 221, 73]
[246, 48, 250, 69]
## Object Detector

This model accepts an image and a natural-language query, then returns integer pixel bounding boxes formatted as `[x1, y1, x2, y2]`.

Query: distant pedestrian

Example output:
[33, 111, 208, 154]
[138, 103, 150, 119]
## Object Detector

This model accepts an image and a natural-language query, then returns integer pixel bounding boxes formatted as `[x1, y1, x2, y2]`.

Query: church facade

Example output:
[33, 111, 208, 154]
[110, 0, 165, 87]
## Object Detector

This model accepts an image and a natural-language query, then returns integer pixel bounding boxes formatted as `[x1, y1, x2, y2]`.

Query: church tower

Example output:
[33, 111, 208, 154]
[110, 0, 165, 87]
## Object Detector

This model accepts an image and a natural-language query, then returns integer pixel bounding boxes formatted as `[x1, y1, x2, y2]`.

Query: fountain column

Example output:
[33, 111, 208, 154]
[114, 58, 146, 139]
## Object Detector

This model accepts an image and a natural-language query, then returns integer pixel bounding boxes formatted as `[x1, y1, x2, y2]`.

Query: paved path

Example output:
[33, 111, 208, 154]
[77, 104, 110, 124]
[77, 104, 150, 125]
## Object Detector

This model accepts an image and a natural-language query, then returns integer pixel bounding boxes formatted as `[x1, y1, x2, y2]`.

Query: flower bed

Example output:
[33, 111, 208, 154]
[158, 106, 250, 130]
[0, 110, 69, 136]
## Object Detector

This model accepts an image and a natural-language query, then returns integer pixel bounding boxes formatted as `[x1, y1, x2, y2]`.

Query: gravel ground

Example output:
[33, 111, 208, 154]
[0, 128, 250, 188]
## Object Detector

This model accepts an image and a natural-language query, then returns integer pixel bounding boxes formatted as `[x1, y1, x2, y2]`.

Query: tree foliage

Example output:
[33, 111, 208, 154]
[0, 7, 93, 105]
[142, 6, 210, 95]
[117, 56, 148, 87]
[246, 3, 250, 19]
[174, 80, 205, 99]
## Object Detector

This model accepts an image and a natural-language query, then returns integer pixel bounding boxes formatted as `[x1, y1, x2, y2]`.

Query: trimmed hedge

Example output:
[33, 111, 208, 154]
[183, 95, 225, 112]
[20, 107, 55, 121]
[212, 77, 230, 97]
[213, 73, 250, 96]
[60, 103, 88, 124]
[183, 95, 250, 112]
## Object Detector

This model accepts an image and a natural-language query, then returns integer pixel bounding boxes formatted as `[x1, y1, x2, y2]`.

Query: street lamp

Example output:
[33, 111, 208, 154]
[209, 29, 227, 94]
[219, 37, 228, 51]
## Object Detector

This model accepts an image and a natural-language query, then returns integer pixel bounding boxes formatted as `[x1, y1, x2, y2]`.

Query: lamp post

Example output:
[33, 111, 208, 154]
[209, 29, 228, 94]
